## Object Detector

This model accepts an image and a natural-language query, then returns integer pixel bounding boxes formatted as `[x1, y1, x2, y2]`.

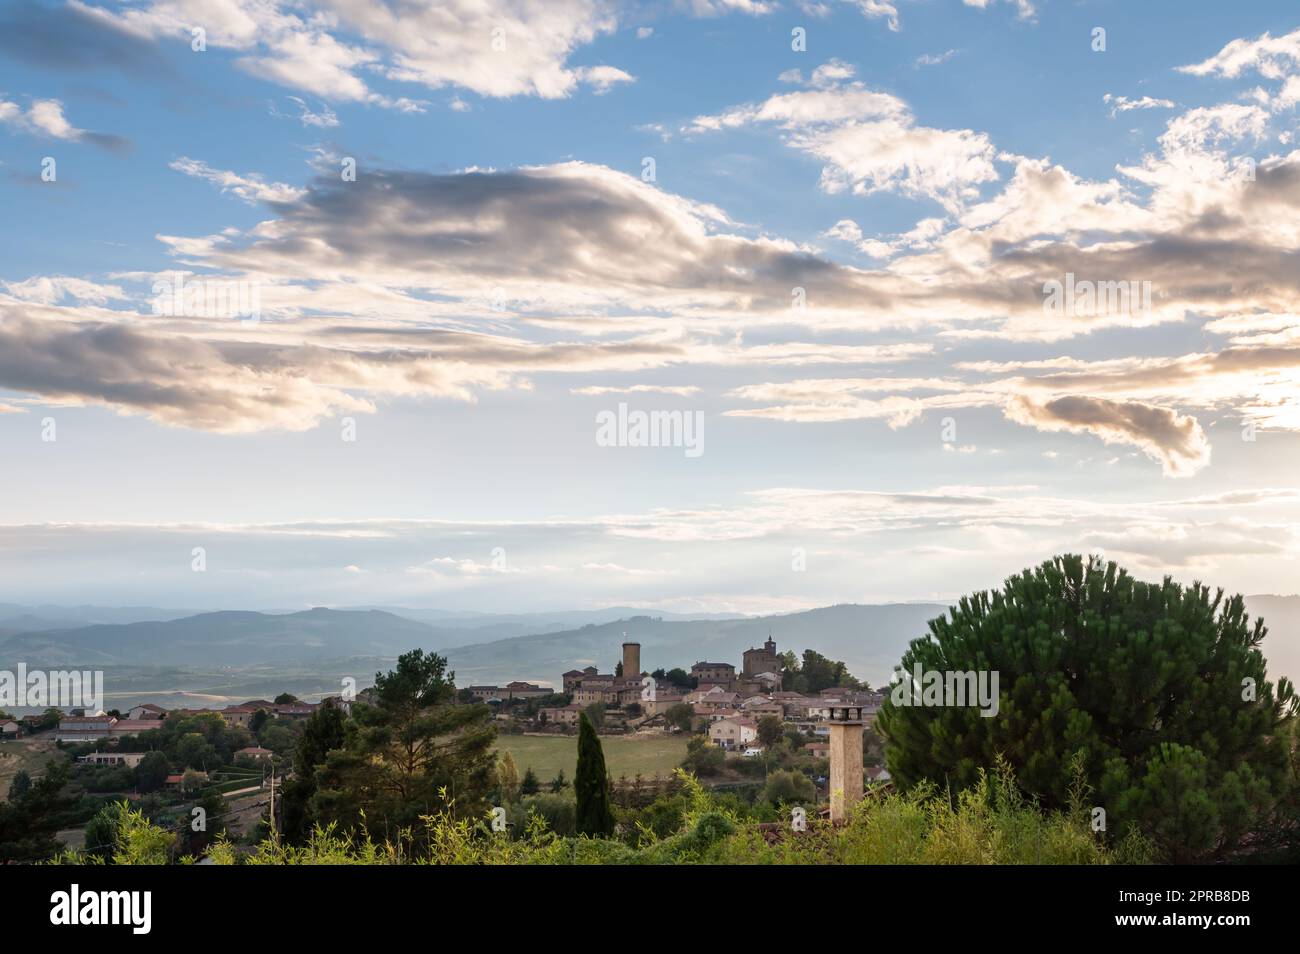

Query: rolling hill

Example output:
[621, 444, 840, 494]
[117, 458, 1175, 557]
[0, 607, 441, 667]
[1, 596, 1296, 697]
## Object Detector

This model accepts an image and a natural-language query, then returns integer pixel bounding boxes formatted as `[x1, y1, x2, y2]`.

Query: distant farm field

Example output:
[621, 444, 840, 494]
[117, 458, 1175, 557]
[494, 734, 688, 782]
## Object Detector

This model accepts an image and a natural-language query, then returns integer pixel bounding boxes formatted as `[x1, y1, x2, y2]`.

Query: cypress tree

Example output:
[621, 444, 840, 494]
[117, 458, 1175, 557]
[574, 712, 614, 836]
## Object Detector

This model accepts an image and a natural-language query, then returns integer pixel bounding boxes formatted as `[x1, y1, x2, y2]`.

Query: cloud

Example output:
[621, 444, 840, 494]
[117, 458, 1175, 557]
[686, 61, 999, 212]
[72, 0, 629, 103]
[571, 384, 702, 396]
[1178, 27, 1300, 80]
[1005, 395, 1211, 477]
[2, 275, 127, 304]
[270, 96, 340, 128]
[163, 160, 893, 322]
[574, 64, 635, 93]
[0, 302, 376, 432]
[168, 157, 307, 204]
[683, 0, 778, 15]
[0, 95, 130, 152]
[2, 484, 1298, 615]
[961, 0, 1035, 18]
[843, 0, 899, 31]
[726, 376, 984, 426]
[0, 1, 169, 76]
[1103, 93, 1176, 117]
[916, 49, 957, 67]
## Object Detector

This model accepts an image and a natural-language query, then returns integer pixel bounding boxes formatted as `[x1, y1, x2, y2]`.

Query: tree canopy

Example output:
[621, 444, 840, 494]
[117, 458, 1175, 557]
[876, 554, 1296, 862]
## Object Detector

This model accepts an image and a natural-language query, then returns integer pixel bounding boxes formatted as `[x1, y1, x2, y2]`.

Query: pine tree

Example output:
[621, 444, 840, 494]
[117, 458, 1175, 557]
[520, 767, 540, 796]
[877, 554, 1296, 862]
[574, 712, 614, 836]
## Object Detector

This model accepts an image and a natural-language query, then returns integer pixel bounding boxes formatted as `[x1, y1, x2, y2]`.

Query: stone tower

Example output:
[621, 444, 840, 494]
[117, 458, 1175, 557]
[827, 704, 865, 823]
[622, 640, 641, 678]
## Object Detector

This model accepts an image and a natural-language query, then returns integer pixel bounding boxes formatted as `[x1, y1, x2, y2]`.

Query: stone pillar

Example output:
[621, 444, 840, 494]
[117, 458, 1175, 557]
[828, 722, 864, 823]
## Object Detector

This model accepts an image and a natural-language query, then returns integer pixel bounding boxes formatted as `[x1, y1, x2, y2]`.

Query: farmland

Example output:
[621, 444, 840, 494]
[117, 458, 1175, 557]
[494, 733, 688, 782]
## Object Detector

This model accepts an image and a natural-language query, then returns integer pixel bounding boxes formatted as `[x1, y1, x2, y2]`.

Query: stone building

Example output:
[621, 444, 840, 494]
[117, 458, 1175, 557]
[690, 661, 736, 686]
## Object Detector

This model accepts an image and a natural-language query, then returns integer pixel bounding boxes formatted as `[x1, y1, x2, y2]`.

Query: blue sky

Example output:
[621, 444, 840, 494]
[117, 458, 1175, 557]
[1, 0, 1299, 612]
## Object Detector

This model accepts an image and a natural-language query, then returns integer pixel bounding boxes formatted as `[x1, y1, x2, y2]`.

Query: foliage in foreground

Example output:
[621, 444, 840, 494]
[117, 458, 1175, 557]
[63, 766, 1152, 866]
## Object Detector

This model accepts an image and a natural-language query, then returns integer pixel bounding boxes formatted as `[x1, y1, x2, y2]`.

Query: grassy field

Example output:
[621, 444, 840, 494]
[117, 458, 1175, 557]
[495, 734, 688, 782]
[0, 738, 66, 801]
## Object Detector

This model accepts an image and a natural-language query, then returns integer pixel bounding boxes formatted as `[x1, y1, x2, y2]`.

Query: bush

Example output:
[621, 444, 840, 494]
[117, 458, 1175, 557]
[762, 769, 815, 807]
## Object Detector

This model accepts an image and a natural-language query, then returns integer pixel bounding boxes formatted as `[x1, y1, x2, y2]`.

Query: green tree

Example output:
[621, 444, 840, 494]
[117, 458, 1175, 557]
[762, 768, 815, 806]
[877, 554, 1296, 863]
[274, 693, 299, 704]
[312, 650, 496, 838]
[175, 731, 218, 771]
[258, 723, 295, 755]
[0, 763, 76, 862]
[574, 712, 614, 837]
[549, 769, 567, 792]
[520, 767, 540, 796]
[664, 702, 694, 733]
[583, 702, 606, 729]
[756, 715, 785, 749]
[799, 649, 860, 694]
[180, 769, 206, 795]
[185, 788, 226, 855]
[135, 751, 170, 793]
[670, 667, 698, 689]
[77, 801, 174, 865]
[281, 699, 346, 844]
[682, 734, 725, 777]
[497, 751, 521, 803]
[6, 770, 31, 801]
[83, 801, 121, 862]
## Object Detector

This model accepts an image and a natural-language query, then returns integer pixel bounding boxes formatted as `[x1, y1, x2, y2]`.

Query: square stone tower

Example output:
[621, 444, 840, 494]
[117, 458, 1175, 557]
[621, 640, 641, 678]
[827, 705, 865, 823]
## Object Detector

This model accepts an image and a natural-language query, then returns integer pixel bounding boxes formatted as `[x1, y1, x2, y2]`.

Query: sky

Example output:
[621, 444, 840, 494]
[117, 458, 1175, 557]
[1, 0, 1299, 613]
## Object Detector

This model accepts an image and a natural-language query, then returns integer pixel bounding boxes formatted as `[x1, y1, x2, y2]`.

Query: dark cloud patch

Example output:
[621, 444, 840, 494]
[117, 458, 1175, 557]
[1006, 394, 1210, 477]
[198, 163, 887, 314]
[80, 130, 131, 154]
[0, 1, 169, 76]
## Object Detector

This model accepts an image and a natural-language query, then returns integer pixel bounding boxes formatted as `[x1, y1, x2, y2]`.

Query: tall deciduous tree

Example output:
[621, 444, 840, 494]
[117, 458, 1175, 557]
[877, 554, 1296, 862]
[756, 715, 785, 749]
[497, 751, 521, 803]
[575, 712, 614, 837]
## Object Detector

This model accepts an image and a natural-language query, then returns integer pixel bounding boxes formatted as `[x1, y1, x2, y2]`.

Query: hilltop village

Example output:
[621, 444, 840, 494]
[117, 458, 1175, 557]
[464, 635, 885, 756]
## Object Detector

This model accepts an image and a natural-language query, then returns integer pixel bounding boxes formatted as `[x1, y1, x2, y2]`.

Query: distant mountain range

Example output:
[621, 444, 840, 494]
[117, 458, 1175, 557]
[0, 608, 436, 667]
[0, 602, 942, 683]
[0, 603, 741, 650]
[1, 597, 1297, 694]
[0, 604, 205, 634]
[340, 605, 745, 645]
[439, 603, 949, 688]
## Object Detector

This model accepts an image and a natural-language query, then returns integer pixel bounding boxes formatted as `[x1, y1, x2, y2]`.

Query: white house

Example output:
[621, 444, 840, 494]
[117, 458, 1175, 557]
[708, 716, 757, 751]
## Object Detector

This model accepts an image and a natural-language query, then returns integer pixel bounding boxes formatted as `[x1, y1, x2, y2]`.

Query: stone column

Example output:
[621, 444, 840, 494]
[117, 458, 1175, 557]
[828, 722, 864, 823]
